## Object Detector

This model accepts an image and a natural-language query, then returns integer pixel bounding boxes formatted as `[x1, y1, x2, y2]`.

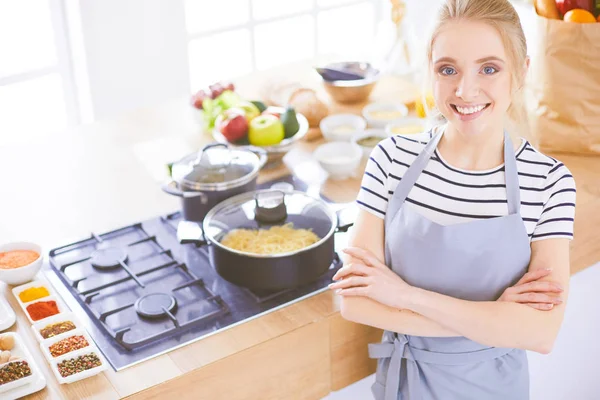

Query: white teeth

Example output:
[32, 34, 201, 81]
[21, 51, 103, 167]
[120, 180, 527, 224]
[455, 104, 486, 115]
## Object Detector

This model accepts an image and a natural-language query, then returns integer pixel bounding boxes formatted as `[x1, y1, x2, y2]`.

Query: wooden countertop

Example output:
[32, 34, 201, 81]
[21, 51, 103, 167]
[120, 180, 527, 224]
[1, 64, 599, 400]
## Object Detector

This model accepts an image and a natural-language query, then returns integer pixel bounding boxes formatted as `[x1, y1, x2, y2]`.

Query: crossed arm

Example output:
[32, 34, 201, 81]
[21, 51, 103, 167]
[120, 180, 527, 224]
[334, 210, 570, 354]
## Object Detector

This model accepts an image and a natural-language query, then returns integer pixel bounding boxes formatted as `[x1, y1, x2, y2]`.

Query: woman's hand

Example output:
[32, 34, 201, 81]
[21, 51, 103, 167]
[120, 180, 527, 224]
[498, 268, 564, 310]
[329, 247, 414, 309]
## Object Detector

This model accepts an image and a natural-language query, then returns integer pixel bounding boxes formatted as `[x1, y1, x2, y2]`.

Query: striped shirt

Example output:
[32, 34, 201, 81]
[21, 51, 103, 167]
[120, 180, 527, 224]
[357, 131, 577, 241]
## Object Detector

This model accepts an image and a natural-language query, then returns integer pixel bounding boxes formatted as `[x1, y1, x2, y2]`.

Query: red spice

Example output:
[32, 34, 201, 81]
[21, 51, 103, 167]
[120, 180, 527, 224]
[26, 300, 59, 321]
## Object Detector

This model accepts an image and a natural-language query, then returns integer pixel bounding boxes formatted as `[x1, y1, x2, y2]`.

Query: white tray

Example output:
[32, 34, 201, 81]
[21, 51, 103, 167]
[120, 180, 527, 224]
[12, 279, 55, 308]
[0, 332, 46, 398]
[14, 294, 69, 325]
[50, 346, 108, 385]
[31, 312, 83, 344]
[0, 295, 16, 331]
[40, 328, 95, 363]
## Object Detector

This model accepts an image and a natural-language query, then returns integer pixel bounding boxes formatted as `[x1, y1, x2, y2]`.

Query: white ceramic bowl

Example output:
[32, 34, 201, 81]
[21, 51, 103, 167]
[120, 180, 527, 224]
[0, 242, 43, 286]
[351, 129, 389, 159]
[313, 142, 362, 180]
[385, 117, 429, 136]
[319, 114, 367, 142]
[362, 102, 409, 128]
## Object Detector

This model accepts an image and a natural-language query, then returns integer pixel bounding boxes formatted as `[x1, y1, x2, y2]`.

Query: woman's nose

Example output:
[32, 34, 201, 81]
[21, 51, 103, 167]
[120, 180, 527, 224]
[455, 75, 480, 100]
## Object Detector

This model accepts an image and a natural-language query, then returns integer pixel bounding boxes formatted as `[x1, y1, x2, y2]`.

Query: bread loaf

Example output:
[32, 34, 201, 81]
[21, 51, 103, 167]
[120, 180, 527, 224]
[288, 88, 329, 127]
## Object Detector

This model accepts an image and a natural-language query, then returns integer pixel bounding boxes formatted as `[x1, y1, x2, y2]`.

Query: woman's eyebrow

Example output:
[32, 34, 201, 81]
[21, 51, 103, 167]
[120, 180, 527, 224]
[433, 56, 506, 64]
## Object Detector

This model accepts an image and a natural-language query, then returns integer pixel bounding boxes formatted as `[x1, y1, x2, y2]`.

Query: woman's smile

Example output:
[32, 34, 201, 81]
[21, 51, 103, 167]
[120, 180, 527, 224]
[450, 102, 491, 121]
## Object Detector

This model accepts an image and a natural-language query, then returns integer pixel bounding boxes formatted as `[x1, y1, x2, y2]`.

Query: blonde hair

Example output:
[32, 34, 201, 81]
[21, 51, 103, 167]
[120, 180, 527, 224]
[424, 0, 529, 137]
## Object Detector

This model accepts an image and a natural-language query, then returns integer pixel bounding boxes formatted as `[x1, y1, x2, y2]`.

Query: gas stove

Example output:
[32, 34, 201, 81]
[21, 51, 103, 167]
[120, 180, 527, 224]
[42, 176, 350, 371]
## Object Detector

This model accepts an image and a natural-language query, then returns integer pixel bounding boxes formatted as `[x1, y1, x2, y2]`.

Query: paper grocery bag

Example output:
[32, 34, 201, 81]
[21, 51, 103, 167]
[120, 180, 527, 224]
[527, 13, 600, 155]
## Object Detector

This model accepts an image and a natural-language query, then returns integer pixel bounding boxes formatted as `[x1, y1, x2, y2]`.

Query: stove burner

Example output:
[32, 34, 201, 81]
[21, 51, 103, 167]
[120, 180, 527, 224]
[134, 293, 177, 319]
[90, 246, 128, 269]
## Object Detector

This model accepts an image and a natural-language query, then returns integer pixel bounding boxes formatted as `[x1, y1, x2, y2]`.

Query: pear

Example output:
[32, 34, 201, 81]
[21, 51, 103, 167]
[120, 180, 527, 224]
[281, 106, 300, 138]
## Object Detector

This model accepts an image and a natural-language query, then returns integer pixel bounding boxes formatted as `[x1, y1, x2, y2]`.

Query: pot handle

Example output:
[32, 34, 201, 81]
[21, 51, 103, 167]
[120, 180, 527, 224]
[161, 180, 209, 203]
[335, 206, 356, 233]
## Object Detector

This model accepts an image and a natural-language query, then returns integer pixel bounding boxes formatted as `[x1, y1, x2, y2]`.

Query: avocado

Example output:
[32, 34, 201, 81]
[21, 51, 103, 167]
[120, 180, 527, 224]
[250, 100, 267, 113]
[281, 106, 300, 138]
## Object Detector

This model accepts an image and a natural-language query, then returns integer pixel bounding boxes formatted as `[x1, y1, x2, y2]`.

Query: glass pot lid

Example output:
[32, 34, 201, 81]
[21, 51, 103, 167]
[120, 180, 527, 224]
[171, 143, 262, 191]
[202, 189, 338, 258]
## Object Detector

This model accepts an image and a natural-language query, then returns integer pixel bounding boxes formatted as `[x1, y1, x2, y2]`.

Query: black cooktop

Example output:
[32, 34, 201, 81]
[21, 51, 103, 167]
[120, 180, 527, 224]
[43, 176, 351, 371]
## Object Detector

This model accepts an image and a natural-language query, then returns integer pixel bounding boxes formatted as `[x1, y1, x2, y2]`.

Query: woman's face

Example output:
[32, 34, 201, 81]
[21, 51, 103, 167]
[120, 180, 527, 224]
[431, 20, 513, 137]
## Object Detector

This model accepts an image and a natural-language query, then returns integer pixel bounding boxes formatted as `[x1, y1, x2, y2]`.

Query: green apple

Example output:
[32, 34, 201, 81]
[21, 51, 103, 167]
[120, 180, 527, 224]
[248, 115, 285, 146]
[237, 100, 261, 122]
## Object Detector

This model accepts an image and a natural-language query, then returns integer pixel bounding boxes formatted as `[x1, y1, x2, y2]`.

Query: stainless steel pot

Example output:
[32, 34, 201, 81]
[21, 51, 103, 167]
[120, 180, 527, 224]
[162, 143, 267, 222]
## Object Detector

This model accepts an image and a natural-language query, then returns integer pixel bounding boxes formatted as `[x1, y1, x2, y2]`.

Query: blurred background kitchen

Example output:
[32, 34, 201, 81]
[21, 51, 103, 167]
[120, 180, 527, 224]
[0, 0, 541, 145]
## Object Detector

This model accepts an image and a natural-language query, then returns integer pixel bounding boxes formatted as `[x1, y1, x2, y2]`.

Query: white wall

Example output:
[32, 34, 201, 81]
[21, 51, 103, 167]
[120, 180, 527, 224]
[70, 0, 190, 121]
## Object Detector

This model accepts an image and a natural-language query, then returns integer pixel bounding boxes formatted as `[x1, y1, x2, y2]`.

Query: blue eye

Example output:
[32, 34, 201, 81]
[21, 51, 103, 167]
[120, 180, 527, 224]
[440, 66, 456, 76]
[482, 66, 497, 75]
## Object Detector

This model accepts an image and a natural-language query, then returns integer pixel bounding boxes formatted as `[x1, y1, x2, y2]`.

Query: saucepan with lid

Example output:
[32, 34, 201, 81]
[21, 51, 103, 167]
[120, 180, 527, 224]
[178, 187, 354, 290]
[162, 143, 267, 222]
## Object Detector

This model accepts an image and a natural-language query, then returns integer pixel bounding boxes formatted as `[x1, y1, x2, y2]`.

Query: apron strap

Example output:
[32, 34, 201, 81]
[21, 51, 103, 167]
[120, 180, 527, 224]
[369, 333, 515, 400]
[384, 131, 442, 230]
[503, 131, 520, 215]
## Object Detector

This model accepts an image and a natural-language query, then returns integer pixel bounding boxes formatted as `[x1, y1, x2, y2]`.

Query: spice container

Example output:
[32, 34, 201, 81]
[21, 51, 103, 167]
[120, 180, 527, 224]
[40, 329, 93, 362]
[12, 279, 54, 307]
[16, 295, 68, 325]
[0, 332, 45, 396]
[49, 347, 107, 385]
[32, 312, 82, 343]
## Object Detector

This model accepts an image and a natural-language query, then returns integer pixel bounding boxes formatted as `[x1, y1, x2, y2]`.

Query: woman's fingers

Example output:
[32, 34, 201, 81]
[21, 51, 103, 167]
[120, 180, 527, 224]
[524, 303, 554, 311]
[332, 263, 372, 281]
[512, 280, 563, 294]
[515, 268, 552, 286]
[343, 247, 384, 269]
[336, 287, 368, 297]
[514, 292, 563, 305]
[329, 275, 371, 290]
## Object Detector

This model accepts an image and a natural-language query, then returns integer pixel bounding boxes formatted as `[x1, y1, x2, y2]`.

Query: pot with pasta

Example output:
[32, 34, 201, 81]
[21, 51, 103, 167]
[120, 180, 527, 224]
[188, 188, 352, 290]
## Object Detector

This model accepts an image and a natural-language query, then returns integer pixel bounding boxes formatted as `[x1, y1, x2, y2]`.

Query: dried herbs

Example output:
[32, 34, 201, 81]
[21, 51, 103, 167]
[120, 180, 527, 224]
[49, 335, 89, 358]
[0, 360, 32, 385]
[57, 353, 102, 378]
[40, 321, 76, 339]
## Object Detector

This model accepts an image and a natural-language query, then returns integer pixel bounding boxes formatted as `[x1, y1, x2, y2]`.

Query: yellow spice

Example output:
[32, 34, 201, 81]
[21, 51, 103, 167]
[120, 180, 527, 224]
[18, 286, 50, 303]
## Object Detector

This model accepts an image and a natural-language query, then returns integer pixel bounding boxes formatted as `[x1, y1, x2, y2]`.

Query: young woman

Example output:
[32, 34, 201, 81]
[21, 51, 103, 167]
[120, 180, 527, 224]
[329, 0, 577, 399]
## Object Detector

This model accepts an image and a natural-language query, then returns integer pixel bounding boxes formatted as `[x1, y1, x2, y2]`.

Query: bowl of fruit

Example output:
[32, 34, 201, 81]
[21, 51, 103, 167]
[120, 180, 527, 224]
[191, 82, 308, 169]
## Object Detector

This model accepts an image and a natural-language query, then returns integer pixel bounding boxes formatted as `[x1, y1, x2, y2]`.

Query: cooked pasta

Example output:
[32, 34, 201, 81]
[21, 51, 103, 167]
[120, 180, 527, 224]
[220, 223, 320, 255]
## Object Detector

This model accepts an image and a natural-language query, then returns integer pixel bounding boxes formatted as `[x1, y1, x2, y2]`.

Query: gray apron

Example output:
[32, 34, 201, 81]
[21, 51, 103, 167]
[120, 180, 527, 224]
[369, 130, 532, 400]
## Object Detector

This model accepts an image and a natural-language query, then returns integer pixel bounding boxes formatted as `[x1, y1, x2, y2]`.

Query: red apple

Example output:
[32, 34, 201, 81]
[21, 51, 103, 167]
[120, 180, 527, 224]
[217, 109, 248, 143]
[555, 0, 593, 16]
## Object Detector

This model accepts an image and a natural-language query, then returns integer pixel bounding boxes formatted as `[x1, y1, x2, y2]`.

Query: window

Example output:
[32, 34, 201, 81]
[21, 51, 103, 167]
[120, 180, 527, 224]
[0, 0, 77, 145]
[185, 0, 383, 90]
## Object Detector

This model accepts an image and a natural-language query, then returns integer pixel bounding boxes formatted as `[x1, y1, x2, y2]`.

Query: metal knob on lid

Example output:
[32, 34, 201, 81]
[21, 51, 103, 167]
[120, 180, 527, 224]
[254, 190, 287, 223]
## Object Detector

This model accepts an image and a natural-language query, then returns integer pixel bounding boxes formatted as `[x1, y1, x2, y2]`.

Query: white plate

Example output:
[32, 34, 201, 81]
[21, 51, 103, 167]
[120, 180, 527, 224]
[0, 332, 46, 398]
[31, 312, 82, 344]
[13, 294, 69, 325]
[50, 346, 108, 385]
[12, 278, 55, 309]
[0, 295, 16, 331]
[40, 328, 95, 363]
